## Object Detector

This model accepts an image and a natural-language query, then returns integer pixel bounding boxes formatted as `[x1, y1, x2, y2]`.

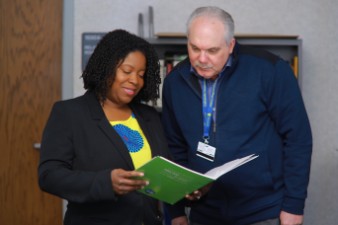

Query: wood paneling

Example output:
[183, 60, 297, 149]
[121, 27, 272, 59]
[0, 0, 63, 224]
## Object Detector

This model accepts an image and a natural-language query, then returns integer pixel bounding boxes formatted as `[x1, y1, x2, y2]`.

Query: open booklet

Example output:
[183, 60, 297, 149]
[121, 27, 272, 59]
[136, 154, 258, 204]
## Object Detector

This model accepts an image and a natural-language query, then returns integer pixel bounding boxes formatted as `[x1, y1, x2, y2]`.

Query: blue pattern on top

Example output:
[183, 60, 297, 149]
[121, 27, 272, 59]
[113, 124, 144, 153]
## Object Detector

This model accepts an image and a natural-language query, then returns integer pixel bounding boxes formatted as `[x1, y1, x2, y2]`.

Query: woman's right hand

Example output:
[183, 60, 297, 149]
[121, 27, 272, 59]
[111, 169, 148, 195]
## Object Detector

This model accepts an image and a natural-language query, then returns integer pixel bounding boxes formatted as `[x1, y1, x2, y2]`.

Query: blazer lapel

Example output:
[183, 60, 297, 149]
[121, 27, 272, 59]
[131, 104, 162, 158]
[85, 92, 134, 170]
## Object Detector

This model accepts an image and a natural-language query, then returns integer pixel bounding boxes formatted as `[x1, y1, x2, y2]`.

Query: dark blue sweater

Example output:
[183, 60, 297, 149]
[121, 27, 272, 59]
[162, 43, 312, 225]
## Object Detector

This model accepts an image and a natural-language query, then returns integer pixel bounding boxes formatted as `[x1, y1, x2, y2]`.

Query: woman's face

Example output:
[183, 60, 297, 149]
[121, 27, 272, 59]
[106, 51, 146, 106]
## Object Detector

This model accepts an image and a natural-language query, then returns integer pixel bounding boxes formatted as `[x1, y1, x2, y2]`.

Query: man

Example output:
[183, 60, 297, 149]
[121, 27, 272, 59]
[161, 6, 312, 225]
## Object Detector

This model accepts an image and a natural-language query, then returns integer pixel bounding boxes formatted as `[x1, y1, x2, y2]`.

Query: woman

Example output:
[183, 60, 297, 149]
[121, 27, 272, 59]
[38, 29, 169, 225]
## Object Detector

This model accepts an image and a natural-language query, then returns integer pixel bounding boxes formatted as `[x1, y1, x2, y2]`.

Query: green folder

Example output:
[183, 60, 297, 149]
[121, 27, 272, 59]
[136, 154, 258, 204]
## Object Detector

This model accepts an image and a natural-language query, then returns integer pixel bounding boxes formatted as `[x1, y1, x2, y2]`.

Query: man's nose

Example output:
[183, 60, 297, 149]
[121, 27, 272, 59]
[198, 51, 208, 63]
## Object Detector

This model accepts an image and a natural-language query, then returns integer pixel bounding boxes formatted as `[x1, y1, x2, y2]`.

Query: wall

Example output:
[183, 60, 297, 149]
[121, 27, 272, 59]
[63, 0, 338, 224]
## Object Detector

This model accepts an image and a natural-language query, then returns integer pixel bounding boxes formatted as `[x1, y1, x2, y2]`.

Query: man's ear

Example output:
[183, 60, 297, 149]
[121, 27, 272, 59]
[229, 38, 236, 54]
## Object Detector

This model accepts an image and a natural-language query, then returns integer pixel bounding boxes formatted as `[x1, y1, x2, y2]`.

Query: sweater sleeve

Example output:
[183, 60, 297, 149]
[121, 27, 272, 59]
[265, 59, 312, 214]
[161, 74, 190, 167]
[161, 70, 190, 218]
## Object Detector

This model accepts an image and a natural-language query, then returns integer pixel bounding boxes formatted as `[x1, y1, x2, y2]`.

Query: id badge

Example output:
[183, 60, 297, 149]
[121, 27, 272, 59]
[196, 141, 216, 161]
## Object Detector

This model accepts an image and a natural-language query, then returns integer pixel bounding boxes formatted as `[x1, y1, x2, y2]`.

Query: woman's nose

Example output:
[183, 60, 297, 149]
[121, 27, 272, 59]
[128, 73, 138, 84]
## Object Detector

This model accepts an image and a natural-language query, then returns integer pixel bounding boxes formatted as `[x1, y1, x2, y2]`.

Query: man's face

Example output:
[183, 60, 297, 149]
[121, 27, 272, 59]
[187, 16, 235, 79]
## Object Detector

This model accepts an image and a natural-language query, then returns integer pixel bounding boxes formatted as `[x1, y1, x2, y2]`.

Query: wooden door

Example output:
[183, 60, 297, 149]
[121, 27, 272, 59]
[0, 0, 63, 224]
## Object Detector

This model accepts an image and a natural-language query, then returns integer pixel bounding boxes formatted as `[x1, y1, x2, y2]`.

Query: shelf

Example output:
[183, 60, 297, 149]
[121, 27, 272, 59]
[147, 36, 302, 89]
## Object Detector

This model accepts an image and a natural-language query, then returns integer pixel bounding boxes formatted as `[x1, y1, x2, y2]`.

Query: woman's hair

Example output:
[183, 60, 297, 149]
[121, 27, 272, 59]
[82, 29, 160, 103]
[186, 6, 235, 45]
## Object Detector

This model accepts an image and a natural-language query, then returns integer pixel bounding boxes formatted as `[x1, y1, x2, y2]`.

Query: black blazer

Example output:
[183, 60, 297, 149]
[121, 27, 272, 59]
[38, 91, 170, 225]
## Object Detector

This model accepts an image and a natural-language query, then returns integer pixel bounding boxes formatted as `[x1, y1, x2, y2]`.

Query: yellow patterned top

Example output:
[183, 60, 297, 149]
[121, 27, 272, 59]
[110, 113, 151, 169]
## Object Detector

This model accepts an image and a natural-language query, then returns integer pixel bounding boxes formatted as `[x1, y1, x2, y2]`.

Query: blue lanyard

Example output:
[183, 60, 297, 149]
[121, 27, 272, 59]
[202, 78, 218, 144]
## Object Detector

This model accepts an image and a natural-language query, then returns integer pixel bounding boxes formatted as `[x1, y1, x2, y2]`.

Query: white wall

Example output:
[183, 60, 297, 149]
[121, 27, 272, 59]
[63, 0, 338, 224]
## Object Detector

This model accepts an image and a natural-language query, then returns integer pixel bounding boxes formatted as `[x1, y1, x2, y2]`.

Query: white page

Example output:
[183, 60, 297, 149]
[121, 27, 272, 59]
[205, 154, 259, 180]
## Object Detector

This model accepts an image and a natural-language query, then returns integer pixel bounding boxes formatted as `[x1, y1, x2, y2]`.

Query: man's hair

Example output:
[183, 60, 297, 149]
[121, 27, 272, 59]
[82, 29, 160, 103]
[186, 6, 235, 44]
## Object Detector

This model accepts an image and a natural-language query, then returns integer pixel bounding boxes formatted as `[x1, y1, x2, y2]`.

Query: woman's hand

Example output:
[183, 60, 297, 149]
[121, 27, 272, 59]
[111, 169, 148, 195]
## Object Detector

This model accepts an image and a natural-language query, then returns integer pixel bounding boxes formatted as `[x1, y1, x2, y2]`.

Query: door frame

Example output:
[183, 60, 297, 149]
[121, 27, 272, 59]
[61, 0, 74, 216]
[62, 0, 74, 101]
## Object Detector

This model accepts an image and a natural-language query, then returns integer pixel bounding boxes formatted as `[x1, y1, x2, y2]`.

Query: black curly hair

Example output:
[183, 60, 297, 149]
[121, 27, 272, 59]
[82, 29, 160, 104]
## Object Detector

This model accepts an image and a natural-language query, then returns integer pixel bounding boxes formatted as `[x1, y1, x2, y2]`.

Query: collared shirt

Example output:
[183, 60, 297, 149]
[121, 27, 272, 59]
[190, 55, 233, 125]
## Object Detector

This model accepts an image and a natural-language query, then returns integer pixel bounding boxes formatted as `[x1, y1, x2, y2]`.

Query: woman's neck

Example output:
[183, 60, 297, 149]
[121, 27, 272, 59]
[101, 100, 132, 121]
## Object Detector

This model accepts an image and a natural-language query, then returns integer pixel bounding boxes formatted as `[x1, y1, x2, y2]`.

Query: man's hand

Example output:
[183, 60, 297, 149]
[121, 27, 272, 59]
[185, 183, 213, 201]
[280, 211, 303, 225]
[172, 216, 189, 225]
